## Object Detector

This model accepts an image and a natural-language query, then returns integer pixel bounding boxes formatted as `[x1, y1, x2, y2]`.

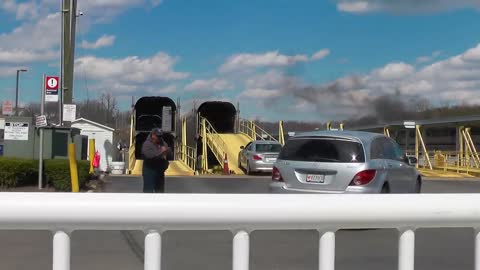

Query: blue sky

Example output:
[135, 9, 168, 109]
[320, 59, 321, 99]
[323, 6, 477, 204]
[1, 0, 480, 121]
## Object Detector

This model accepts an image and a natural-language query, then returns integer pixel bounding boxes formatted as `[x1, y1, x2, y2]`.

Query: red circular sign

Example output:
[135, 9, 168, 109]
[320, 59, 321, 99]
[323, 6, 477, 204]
[46, 76, 59, 90]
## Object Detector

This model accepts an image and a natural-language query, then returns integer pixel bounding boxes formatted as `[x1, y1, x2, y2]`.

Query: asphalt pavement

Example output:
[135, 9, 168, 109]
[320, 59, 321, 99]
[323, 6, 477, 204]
[1, 175, 480, 270]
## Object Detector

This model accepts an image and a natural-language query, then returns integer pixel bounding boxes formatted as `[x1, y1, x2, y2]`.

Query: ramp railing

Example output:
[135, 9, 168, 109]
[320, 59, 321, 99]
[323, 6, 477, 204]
[3, 193, 480, 270]
[239, 119, 278, 142]
[174, 141, 197, 172]
[173, 117, 197, 172]
[199, 117, 228, 171]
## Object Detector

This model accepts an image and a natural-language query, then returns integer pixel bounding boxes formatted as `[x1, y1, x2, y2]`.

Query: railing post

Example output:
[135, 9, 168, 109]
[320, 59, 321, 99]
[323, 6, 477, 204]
[145, 230, 162, 270]
[398, 229, 415, 270]
[475, 229, 480, 270]
[53, 230, 70, 270]
[318, 230, 335, 270]
[233, 230, 249, 270]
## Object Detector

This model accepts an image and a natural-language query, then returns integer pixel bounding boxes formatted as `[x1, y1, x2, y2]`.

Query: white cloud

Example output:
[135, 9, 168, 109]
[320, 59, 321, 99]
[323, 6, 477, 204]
[0, 49, 57, 64]
[335, 0, 480, 14]
[185, 78, 233, 91]
[0, 67, 22, 78]
[240, 88, 283, 99]
[246, 70, 299, 89]
[311, 49, 331, 61]
[337, 1, 372, 13]
[75, 52, 189, 93]
[371, 62, 415, 80]
[148, 85, 177, 95]
[416, 50, 442, 64]
[239, 70, 300, 99]
[0, 13, 60, 51]
[463, 44, 480, 61]
[1, 0, 39, 20]
[281, 42, 480, 120]
[80, 35, 116, 49]
[220, 51, 309, 72]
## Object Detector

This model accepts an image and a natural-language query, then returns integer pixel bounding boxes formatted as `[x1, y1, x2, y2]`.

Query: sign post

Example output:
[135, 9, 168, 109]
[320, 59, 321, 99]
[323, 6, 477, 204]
[38, 74, 47, 190]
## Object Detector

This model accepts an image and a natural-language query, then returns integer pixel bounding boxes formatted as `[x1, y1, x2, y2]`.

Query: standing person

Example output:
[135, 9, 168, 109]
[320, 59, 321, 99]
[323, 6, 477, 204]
[141, 128, 170, 193]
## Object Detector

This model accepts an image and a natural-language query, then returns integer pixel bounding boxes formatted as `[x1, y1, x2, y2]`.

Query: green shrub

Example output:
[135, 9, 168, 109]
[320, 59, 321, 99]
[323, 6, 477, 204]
[0, 158, 38, 188]
[44, 159, 91, 191]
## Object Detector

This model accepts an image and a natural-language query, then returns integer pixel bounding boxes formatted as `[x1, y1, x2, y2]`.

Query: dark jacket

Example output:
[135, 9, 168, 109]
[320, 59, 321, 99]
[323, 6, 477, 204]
[141, 136, 169, 171]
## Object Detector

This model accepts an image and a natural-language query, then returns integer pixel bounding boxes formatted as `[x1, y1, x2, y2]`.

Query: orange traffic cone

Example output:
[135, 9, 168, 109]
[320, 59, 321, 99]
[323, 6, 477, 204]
[223, 154, 230, 175]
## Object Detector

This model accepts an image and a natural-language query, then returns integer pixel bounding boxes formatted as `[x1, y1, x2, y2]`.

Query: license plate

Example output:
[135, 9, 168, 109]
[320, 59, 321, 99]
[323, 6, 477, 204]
[266, 158, 276, 162]
[306, 174, 325, 183]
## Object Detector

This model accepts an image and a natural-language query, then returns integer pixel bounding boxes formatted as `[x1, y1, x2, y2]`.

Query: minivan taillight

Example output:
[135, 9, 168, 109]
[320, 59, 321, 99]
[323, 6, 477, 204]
[272, 166, 283, 182]
[349, 170, 376, 186]
[253, 154, 262, 161]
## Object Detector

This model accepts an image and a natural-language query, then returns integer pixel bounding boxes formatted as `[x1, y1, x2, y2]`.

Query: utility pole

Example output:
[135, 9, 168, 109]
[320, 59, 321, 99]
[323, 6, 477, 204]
[15, 69, 27, 116]
[61, 0, 78, 127]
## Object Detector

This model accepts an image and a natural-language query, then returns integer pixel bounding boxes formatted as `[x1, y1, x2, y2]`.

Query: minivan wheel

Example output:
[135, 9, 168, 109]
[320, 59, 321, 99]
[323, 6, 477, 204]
[415, 178, 422, 193]
[381, 183, 390, 194]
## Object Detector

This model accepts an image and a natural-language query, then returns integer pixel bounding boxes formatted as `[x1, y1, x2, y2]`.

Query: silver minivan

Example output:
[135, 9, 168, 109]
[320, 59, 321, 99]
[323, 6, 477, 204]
[270, 131, 421, 194]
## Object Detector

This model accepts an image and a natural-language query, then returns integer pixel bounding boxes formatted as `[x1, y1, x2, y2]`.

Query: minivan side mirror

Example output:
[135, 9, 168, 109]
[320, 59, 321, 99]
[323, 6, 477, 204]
[407, 156, 418, 166]
[240, 146, 245, 150]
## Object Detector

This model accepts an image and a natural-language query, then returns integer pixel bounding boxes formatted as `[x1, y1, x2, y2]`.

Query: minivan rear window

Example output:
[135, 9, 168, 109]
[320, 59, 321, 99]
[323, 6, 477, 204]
[278, 137, 365, 163]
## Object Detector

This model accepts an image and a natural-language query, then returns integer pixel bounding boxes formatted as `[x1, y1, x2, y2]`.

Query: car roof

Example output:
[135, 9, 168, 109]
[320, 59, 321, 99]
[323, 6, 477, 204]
[291, 130, 384, 144]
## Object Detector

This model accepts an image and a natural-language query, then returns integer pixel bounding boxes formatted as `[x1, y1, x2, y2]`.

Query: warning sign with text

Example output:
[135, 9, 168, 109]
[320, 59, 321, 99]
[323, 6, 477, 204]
[4, 122, 29, 141]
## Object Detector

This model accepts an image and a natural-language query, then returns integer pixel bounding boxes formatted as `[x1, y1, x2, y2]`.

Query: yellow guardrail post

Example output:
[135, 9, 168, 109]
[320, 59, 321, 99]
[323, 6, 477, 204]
[384, 127, 390, 137]
[326, 122, 331, 131]
[458, 126, 464, 167]
[68, 143, 79, 192]
[252, 121, 257, 140]
[339, 123, 344, 131]
[128, 110, 135, 174]
[279, 121, 285, 146]
[201, 118, 208, 173]
[461, 128, 478, 168]
[88, 139, 95, 174]
[465, 128, 480, 168]
[182, 117, 187, 163]
[416, 125, 432, 170]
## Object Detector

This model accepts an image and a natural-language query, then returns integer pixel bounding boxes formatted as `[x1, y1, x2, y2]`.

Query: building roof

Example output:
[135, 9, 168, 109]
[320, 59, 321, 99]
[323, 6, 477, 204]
[72, 118, 115, 131]
[352, 115, 480, 130]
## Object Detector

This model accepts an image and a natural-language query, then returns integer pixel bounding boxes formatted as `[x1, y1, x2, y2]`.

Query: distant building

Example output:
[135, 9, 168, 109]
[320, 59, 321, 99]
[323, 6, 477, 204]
[72, 118, 114, 172]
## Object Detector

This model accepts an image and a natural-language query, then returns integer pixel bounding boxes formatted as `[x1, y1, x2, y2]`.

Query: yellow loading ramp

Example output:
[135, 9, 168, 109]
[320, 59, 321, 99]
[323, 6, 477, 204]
[131, 160, 194, 176]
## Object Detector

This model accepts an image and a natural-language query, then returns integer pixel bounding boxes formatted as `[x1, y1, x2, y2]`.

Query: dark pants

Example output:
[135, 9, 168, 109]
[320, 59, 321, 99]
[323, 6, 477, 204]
[142, 167, 165, 193]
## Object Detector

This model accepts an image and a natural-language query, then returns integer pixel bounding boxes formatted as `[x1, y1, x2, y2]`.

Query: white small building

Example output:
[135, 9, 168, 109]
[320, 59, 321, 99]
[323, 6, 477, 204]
[72, 118, 115, 172]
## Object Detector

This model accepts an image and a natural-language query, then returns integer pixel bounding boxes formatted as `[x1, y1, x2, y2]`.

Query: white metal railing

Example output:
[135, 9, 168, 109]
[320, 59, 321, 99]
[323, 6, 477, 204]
[2, 193, 480, 270]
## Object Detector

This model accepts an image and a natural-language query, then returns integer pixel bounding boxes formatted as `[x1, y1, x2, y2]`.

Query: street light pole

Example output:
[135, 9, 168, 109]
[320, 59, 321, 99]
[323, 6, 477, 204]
[15, 69, 27, 116]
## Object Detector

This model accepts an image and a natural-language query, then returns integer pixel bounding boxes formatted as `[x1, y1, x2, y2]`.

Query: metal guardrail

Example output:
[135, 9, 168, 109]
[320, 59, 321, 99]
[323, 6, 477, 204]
[406, 150, 480, 173]
[239, 119, 278, 142]
[200, 117, 228, 166]
[175, 141, 196, 171]
[2, 193, 480, 270]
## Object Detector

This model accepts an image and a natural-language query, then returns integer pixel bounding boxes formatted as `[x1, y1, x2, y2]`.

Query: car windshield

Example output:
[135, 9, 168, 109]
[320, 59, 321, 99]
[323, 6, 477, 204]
[278, 137, 365, 163]
[255, 143, 282, 153]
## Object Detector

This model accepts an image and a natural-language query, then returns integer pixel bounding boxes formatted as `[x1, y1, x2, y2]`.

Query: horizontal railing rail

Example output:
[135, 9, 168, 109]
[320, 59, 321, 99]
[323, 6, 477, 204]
[239, 119, 278, 142]
[2, 193, 480, 270]
[175, 141, 196, 171]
